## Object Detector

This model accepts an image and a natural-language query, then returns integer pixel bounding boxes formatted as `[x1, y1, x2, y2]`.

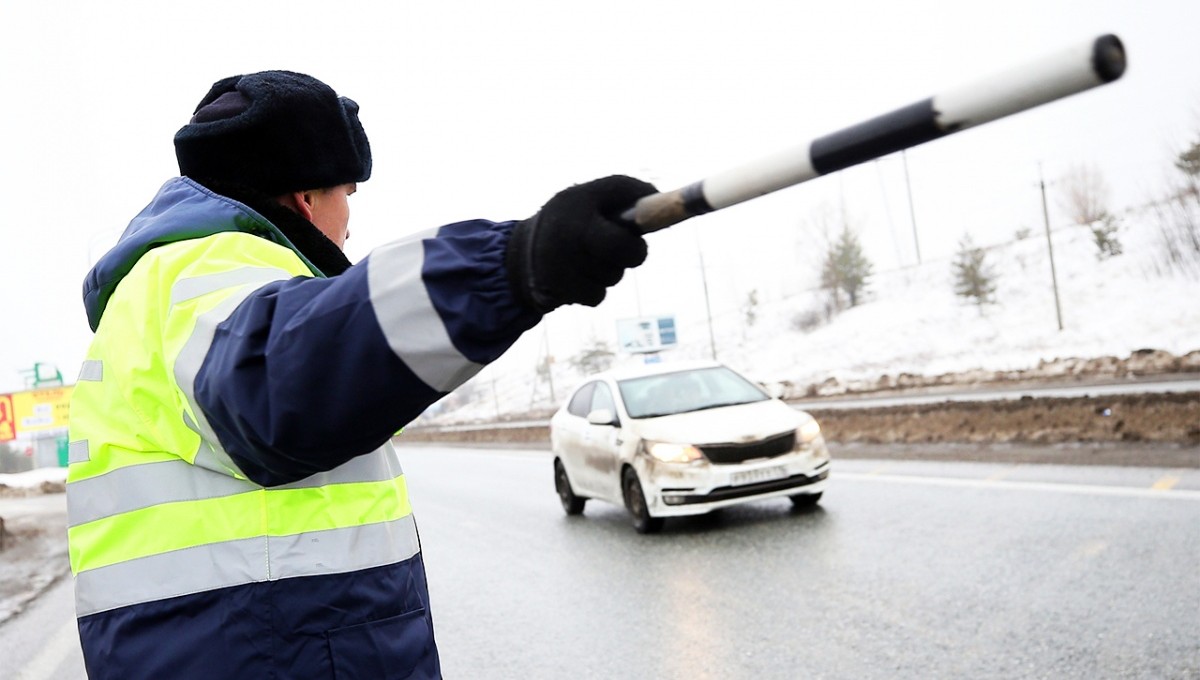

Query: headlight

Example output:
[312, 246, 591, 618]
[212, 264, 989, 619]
[643, 441, 704, 464]
[798, 418, 822, 444]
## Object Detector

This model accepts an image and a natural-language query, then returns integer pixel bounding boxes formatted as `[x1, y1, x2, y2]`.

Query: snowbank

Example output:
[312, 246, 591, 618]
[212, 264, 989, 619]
[0, 466, 68, 493]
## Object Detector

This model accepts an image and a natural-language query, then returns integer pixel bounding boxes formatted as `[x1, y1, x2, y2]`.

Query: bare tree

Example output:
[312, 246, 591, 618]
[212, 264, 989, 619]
[793, 202, 839, 299]
[790, 307, 825, 332]
[1058, 163, 1111, 226]
[569, 338, 615, 376]
[1155, 135, 1200, 277]
[742, 289, 759, 328]
[1059, 164, 1123, 259]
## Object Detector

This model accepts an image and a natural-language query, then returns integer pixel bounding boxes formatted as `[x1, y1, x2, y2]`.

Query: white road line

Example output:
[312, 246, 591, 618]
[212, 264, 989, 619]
[12, 618, 78, 680]
[836, 472, 1200, 500]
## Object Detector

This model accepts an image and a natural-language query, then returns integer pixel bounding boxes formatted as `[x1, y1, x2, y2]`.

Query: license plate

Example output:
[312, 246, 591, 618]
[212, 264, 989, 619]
[731, 465, 788, 486]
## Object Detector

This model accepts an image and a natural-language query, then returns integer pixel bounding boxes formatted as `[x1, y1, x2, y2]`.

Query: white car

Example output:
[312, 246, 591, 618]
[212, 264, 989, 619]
[549, 360, 830, 533]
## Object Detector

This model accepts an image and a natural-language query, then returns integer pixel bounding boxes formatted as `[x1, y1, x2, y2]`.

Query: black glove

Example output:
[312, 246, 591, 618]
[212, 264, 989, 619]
[506, 175, 657, 313]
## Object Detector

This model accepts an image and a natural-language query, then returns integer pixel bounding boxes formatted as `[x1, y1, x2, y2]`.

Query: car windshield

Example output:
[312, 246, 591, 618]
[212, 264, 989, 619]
[617, 366, 769, 419]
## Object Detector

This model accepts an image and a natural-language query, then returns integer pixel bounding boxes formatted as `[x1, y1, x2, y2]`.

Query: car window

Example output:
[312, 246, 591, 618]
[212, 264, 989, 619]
[567, 382, 597, 417]
[591, 383, 617, 416]
[617, 366, 768, 418]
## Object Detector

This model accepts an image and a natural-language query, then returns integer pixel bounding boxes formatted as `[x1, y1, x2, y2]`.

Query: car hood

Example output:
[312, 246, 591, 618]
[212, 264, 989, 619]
[626, 399, 804, 445]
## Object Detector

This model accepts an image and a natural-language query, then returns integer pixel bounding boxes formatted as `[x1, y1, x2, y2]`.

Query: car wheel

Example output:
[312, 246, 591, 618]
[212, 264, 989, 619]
[554, 459, 586, 515]
[789, 491, 823, 509]
[622, 467, 663, 534]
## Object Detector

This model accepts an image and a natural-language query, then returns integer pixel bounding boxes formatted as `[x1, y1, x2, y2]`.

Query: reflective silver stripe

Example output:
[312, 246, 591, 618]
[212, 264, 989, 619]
[186, 412, 242, 478]
[275, 446, 403, 490]
[77, 360, 103, 382]
[367, 233, 484, 391]
[171, 267, 294, 306]
[173, 280, 274, 475]
[73, 514, 421, 616]
[68, 440, 90, 464]
[68, 447, 403, 527]
[68, 459, 256, 527]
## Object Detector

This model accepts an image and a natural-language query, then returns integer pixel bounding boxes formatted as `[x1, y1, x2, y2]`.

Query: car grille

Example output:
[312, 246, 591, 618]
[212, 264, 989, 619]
[699, 430, 795, 464]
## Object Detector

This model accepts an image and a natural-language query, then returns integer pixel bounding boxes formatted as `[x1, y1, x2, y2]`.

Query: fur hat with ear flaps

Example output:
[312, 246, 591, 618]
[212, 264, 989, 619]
[174, 70, 371, 195]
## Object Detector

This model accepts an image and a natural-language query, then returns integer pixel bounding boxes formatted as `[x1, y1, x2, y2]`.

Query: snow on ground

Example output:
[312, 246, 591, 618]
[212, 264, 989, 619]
[432, 202, 1200, 423]
[732, 215, 1200, 387]
[0, 466, 67, 491]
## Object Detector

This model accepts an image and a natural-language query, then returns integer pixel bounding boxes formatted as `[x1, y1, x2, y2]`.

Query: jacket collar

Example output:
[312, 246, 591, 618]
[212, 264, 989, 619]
[83, 177, 344, 331]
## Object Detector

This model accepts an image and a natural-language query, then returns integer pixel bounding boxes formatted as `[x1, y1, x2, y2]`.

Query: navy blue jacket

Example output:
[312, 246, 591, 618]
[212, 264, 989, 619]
[73, 178, 542, 679]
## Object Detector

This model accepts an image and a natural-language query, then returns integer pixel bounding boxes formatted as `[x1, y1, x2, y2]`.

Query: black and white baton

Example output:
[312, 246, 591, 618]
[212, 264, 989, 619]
[623, 34, 1126, 233]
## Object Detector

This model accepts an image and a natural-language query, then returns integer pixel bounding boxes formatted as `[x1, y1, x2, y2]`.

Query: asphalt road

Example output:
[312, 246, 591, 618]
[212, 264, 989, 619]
[3, 447, 1198, 679]
[407, 447, 1200, 680]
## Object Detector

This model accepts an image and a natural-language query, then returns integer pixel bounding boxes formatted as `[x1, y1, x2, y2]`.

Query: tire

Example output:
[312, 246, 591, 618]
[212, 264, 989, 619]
[554, 459, 586, 515]
[789, 491, 823, 509]
[622, 467, 664, 534]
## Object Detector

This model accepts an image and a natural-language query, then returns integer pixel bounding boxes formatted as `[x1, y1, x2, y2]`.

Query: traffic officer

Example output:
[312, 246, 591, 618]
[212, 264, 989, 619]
[67, 70, 654, 679]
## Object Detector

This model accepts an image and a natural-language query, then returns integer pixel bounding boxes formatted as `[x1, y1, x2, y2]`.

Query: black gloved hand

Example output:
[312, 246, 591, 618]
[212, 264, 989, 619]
[506, 175, 658, 313]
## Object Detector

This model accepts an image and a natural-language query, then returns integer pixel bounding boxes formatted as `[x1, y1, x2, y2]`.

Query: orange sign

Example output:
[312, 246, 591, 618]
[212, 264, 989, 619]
[0, 394, 15, 442]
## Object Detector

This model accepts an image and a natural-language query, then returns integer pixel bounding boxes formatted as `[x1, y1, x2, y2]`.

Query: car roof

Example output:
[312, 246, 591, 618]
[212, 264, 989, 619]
[593, 359, 727, 383]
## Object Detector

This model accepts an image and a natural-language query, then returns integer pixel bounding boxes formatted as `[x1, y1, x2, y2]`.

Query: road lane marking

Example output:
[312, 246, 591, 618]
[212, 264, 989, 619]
[13, 618, 78, 680]
[836, 472, 1200, 501]
[1151, 475, 1181, 491]
[985, 466, 1016, 481]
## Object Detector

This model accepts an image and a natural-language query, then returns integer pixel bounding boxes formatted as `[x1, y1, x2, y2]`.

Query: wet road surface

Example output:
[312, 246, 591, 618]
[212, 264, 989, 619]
[3, 447, 1198, 679]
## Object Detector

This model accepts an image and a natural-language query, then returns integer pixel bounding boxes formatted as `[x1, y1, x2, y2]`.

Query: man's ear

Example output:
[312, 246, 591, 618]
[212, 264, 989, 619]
[278, 190, 316, 222]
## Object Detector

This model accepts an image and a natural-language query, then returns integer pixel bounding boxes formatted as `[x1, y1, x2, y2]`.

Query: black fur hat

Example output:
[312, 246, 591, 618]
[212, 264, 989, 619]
[174, 70, 371, 195]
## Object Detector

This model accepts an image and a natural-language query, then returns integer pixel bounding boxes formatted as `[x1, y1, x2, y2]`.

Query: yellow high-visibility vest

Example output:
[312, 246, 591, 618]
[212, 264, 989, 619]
[67, 231, 420, 617]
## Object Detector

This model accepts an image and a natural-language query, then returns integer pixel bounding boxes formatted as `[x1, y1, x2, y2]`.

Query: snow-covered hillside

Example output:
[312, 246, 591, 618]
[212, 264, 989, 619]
[428, 200, 1200, 424]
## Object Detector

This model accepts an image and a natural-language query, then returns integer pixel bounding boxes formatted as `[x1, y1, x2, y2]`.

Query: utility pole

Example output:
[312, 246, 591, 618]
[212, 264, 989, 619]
[541, 327, 555, 404]
[1038, 164, 1065, 331]
[874, 159, 904, 267]
[632, 270, 643, 318]
[901, 150, 922, 265]
[695, 231, 718, 361]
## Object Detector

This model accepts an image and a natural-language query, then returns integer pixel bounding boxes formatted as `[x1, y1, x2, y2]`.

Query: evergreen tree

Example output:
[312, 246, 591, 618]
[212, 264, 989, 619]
[1090, 214, 1124, 260]
[952, 234, 998, 308]
[820, 226, 873, 308]
[1174, 138, 1200, 179]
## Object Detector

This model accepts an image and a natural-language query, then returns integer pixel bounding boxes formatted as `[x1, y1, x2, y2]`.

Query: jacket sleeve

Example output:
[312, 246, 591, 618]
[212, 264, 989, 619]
[191, 219, 542, 486]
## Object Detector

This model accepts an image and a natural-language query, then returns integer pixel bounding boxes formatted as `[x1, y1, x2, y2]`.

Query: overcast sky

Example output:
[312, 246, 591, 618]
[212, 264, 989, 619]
[1, 0, 1197, 394]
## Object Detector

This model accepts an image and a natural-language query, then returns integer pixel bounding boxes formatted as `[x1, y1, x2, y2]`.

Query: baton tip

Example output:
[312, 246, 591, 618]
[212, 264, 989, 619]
[1093, 34, 1126, 83]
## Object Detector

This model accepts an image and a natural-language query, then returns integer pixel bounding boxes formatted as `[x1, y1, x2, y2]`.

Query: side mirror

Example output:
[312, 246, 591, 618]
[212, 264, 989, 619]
[586, 408, 618, 427]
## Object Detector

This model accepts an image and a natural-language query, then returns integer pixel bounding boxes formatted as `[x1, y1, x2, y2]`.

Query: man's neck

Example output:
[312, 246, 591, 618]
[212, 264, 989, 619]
[191, 178, 353, 276]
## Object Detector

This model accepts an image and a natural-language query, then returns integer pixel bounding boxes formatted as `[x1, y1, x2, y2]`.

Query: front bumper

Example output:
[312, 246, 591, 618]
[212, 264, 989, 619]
[664, 467, 828, 506]
[641, 452, 831, 517]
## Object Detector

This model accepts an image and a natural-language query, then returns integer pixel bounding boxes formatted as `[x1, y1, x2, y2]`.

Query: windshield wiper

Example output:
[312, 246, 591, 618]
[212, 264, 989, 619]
[690, 400, 754, 412]
[634, 410, 680, 419]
